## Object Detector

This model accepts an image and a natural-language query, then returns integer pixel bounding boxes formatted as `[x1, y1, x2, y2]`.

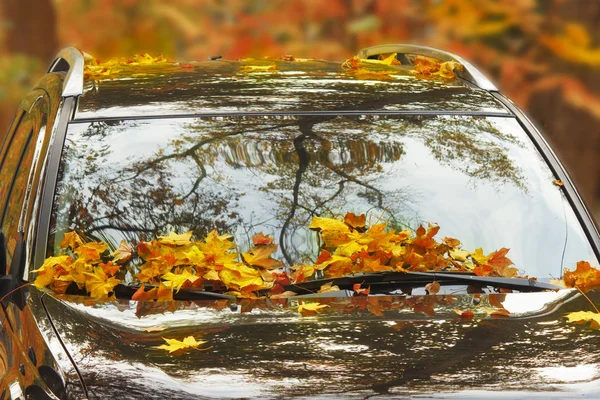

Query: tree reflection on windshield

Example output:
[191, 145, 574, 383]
[51, 114, 593, 279]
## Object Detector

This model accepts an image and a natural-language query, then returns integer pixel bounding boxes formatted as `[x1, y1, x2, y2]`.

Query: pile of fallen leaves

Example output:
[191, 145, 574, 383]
[341, 53, 463, 81]
[34, 211, 600, 325]
[292, 212, 517, 283]
[35, 212, 518, 301]
[83, 52, 172, 80]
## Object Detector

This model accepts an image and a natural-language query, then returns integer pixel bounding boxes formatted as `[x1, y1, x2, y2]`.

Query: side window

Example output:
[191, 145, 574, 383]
[0, 94, 48, 270]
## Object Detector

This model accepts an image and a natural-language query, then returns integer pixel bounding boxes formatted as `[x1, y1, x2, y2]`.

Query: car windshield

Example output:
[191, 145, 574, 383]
[49, 114, 597, 281]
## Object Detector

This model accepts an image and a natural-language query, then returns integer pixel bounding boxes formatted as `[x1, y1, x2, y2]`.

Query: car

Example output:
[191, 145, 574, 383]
[1, 44, 600, 399]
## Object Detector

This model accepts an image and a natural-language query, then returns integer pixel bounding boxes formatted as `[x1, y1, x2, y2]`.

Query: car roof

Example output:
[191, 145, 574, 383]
[73, 58, 509, 121]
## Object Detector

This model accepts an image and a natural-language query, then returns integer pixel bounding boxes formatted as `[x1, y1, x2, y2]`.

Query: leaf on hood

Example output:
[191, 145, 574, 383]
[425, 281, 441, 295]
[298, 302, 329, 315]
[565, 311, 600, 329]
[154, 336, 210, 354]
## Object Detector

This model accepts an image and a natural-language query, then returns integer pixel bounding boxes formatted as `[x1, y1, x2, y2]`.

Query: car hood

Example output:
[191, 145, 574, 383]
[41, 289, 600, 399]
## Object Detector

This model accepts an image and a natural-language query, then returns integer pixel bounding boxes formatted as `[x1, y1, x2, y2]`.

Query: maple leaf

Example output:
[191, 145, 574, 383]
[219, 263, 264, 290]
[84, 267, 120, 299]
[60, 231, 84, 249]
[298, 303, 329, 315]
[318, 281, 340, 293]
[443, 237, 461, 248]
[162, 270, 199, 292]
[425, 281, 441, 294]
[242, 245, 281, 269]
[343, 212, 367, 230]
[564, 261, 600, 290]
[159, 231, 193, 246]
[240, 64, 276, 73]
[132, 284, 174, 301]
[154, 336, 210, 354]
[454, 309, 475, 320]
[32, 255, 73, 289]
[100, 262, 120, 276]
[252, 232, 274, 246]
[353, 283, 370, 296]
[308, 216, 350, 233]
[269, 290, 298, 299]
[74, 242, 108, 262]
[564, 311, 600, 329]
[351, 69, 395, 81]
[111, 240, 133, 264]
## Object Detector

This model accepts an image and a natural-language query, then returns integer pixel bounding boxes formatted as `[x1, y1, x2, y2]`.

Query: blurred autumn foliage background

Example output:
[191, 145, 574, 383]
[1, 0, 600, 212]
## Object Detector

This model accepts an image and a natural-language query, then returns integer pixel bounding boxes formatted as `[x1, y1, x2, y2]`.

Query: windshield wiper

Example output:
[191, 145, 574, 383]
[284, 271, 561, 294]
[114, 284, 236, 301]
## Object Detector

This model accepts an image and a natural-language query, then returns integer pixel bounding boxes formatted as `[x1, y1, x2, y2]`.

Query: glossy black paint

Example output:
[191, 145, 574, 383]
[75, 60, 510, 120]
[40, 289, 600, 399]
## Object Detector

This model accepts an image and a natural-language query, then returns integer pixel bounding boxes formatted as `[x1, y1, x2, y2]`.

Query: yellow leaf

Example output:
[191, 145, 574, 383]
[450, 249, 470, 262]
[60, 231, 84, 249]
[565, 311, 600, 329]
[242, 245, 282, 269]
[203, 269, 220, 281]
[308, 216, 350, 233]
[471, 248, 489, 265]
[219, 263, 264, 290]
[159, 231, 193, 246]
[74, 242, 108, 262]
[318, 281, 340, 293]
[240, 64, 276, 73]
[111, 240, 133, 264]
[84, 267, 120, 299]
[162, 270, 199, 292]
[154, 336, 209, 354]
[33, 255, 72, 289]
[298, 303, 329, 313]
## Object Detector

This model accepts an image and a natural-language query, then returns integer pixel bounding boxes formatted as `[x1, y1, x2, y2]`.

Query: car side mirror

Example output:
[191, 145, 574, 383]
[0, 231, 27, 309]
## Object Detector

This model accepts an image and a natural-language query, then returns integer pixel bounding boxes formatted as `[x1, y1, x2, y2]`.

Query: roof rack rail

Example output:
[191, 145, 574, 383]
[48, 47, 85, 98]
[356, 44, 497, 91]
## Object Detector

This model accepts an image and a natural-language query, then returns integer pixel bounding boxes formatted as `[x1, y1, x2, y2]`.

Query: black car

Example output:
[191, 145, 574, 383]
[1, 45, 600, 399]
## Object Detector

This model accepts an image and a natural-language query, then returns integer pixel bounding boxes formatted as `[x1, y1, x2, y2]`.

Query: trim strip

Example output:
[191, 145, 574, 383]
[33, 97, 76, 272]
[71, 109, 514, 124]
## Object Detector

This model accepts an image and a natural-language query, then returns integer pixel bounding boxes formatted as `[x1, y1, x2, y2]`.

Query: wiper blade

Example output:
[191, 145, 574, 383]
[285, 271, 561, 294]
[114, 284, 236, 301]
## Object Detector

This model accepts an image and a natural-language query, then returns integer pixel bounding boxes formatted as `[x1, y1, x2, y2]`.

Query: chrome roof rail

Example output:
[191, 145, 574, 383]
[356, 44, 498, 91]
[48, 47, 85, 97]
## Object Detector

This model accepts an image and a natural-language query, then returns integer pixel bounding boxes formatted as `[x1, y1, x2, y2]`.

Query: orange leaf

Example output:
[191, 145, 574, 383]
[343, 212, 367, 230]
[252, 232, 274, 246]
[425, 281, 441, 295]
[353, 283, 370, 296]
[242, 245, 281, 269]
[564, 261, 600, 290]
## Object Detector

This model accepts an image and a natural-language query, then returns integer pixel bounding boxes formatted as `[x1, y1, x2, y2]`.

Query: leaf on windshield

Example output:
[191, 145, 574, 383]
[154, 336, 210, 354]
[564, 261, 600, 290]
[84, 267, 120, 299]
[252, 232, 274, 246]
[242, 245, 282, 269]
[162, 270, 200, 292]
[110, 240, 133, 264]
[318, 281, 340, 293]
[60, 231, 84, 250]
[159, 231, 193, 246]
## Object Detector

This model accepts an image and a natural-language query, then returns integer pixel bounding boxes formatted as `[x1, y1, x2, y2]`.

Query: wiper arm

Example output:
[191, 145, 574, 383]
[114, 284, 236, 301]
[285, 271, 561, 294]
